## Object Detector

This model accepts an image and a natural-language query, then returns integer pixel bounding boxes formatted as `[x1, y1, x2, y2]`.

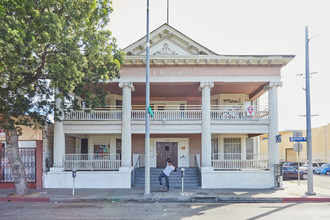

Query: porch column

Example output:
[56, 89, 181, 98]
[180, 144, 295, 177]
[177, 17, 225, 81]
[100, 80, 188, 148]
[52, 89, 65, 171]
[119, 82, 135, 169]
[264, 82, 282, 169]
[199, 81, 214, 171]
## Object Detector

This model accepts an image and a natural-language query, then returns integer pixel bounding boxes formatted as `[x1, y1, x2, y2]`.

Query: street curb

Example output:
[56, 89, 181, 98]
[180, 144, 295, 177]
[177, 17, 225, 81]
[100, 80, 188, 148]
[0, 197, 50, 203]
[283, 197, 330, 202]
[2, 196, 330, 203]
[49, 196, 282, 204]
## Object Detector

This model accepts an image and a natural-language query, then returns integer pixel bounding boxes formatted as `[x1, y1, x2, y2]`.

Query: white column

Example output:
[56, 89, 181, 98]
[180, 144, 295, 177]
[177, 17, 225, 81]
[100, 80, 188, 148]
[119, 82, 135, 169]
[265, 82, 282, 169]
[199, 81, 214, 171]
[52, 89, 66, 171]
[241, 137, 247, 160]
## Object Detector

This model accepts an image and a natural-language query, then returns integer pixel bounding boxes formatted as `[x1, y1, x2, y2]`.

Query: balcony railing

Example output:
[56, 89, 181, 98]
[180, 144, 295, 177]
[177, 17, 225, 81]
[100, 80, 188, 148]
[212, 153, 269, 170]
[211, 105, 268, 120]
[64, 153, 121, 171]
[65, 110, 122, 120]
[64, 105, 268, 121]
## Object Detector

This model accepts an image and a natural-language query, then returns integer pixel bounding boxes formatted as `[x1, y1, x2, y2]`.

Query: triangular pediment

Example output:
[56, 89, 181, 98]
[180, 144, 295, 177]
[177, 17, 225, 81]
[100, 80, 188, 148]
[124, 24, 218, 57]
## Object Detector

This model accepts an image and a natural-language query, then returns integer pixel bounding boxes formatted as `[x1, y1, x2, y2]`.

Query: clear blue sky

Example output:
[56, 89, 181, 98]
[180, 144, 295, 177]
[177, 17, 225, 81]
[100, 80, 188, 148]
[109, 0, 330, 131]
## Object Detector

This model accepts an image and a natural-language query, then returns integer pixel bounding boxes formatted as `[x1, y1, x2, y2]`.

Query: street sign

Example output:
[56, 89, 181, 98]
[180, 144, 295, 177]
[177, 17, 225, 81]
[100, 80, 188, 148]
[276, 135, 281, 143]
[293, 143, 303, 152]
[289, 137, 307, 142]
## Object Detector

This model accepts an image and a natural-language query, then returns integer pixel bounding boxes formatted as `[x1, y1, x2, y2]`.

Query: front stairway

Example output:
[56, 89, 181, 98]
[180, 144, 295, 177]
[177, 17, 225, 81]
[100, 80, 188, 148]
[133, 167, 200, 189]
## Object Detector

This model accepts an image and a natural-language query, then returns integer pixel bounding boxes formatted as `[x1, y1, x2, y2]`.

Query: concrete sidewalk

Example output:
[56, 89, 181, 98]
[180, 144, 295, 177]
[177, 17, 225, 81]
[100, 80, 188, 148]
[1, 181, 330, 203]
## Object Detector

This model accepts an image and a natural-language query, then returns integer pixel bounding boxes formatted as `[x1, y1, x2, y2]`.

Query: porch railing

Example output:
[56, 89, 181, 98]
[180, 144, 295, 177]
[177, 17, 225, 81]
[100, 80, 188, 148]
[63, 153, 121, 171]
[212, 153, 269, 170]
[64, 105, 268, 121]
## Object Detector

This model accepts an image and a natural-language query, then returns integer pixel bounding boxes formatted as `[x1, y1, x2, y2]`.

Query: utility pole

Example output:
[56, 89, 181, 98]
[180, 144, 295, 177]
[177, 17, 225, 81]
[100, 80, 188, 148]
[167, 0, 169, 25]
[305, 26, 315, 195]
[144, 0, 150, 195]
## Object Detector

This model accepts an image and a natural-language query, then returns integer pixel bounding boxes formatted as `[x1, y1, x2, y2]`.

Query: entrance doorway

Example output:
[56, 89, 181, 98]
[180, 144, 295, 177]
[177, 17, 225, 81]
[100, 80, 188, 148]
[156, 142, 178, 168]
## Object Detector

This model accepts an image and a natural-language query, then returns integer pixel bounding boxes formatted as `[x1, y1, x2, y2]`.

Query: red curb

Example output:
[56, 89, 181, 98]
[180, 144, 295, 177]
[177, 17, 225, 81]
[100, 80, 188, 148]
[0, 197, 50, 203]
[283, 197, 330, 202]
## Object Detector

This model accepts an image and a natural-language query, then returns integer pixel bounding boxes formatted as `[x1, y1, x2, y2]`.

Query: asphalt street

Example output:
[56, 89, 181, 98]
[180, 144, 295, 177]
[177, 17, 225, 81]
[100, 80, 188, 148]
[1, 202, 330, 220]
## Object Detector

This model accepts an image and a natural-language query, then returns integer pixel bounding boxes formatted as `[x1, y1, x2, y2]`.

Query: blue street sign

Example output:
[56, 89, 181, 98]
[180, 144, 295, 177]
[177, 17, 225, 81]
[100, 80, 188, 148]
[289, 137, 307, 142]
[276, 135, 281, 143]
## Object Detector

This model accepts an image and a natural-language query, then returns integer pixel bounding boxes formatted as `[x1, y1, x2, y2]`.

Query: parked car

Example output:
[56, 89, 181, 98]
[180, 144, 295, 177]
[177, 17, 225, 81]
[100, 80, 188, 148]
[315, 163, 330, 175]
[283, 166, 307, 180]
[299, 162, 327, 173]
[283, 162, 303, 170]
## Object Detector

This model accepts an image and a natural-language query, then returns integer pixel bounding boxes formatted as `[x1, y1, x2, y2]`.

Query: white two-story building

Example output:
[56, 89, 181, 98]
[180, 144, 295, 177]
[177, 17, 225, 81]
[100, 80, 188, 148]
[44, 24, 294, 189]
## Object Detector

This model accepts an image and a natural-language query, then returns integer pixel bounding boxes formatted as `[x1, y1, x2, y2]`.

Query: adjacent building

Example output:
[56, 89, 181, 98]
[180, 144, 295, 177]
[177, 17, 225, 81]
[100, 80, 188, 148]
[0, 124, 53, 189]
[260, 123, 330, 163]
[44, 24, 294, 189]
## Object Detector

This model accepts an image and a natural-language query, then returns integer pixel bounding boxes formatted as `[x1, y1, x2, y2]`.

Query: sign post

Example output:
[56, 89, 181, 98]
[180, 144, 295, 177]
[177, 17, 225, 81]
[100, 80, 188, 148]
[293, 143, 303, 185]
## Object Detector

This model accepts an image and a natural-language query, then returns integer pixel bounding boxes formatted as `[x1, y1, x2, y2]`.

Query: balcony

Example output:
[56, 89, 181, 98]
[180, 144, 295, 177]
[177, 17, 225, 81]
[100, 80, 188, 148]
[64, 105, 268, 121]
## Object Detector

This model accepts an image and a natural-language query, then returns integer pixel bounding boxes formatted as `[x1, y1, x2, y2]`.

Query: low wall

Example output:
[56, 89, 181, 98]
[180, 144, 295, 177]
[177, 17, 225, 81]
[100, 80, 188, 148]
[201, 170, 274, 189]
[44, 171, 131, 188]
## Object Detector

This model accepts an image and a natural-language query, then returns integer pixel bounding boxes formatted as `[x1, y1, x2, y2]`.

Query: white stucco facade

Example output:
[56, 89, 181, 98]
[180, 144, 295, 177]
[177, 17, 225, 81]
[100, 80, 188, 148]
[201, 171, 274, 189]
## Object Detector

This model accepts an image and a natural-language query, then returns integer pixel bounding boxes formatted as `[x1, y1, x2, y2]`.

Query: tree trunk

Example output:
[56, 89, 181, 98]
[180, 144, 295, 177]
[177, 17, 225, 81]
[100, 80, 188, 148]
[5, 127, 29, 195]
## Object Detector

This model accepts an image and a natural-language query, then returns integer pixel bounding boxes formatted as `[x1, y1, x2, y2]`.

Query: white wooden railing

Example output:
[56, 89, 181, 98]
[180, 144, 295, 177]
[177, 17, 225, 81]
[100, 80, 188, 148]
[65, 110, 122, 120]
[212, 153, 269, 170]
[64, 153, 121, 171]
[210, 105, 268, 120]
[131, 110, 202, 120]
[64, 105, 268, 121]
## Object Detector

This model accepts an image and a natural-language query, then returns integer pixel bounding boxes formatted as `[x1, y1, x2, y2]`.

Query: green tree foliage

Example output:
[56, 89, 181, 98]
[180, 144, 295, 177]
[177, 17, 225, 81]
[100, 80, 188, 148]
[0, 0, 124, 194]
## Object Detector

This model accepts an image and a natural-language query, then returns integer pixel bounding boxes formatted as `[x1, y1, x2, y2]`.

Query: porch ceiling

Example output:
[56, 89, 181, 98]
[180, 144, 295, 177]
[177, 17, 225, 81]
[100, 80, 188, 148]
[105, 82, 267, 99]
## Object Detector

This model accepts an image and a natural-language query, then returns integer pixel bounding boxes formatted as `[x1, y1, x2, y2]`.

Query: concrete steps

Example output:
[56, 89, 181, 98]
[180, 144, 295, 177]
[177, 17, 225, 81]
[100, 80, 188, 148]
[133, 167, 200, 189]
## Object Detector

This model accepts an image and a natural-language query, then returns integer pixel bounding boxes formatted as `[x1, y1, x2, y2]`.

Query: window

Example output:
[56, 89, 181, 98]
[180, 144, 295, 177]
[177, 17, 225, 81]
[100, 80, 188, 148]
[81, 139, 88, 154]
[211, 139, 218, 160]
[116, 100, 122, 109]
[116, 139, 121, 160]
[224, 138, 241, 159]
[246, 138, 253, 159]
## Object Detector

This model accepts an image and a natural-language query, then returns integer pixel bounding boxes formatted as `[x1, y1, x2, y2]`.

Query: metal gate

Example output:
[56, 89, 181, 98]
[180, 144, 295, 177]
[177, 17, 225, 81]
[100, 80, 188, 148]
[0, 148, 36, 182]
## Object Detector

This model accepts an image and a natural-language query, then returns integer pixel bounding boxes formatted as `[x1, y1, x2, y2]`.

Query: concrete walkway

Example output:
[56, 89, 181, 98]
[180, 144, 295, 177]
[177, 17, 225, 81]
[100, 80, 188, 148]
[1, 180, 330, 203]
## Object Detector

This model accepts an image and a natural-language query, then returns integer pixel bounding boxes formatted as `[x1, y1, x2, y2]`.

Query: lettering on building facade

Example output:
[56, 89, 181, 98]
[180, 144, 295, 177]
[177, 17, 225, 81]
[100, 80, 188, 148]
[127, 69, 200, 76]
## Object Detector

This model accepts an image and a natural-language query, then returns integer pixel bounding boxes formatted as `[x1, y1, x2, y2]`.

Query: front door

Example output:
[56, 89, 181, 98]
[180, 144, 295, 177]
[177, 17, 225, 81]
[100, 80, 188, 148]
[156, 142, 178, 168]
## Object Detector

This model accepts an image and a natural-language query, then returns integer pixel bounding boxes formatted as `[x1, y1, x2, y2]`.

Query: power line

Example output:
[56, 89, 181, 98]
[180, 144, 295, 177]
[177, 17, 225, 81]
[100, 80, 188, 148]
[309, 25, 330, 40]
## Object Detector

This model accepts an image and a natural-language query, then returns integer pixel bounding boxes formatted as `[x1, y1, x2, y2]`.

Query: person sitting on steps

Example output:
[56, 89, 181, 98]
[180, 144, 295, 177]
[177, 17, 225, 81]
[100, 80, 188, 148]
[158, 157, 177, 191]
